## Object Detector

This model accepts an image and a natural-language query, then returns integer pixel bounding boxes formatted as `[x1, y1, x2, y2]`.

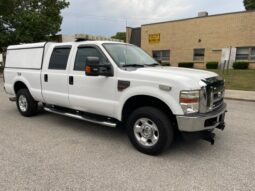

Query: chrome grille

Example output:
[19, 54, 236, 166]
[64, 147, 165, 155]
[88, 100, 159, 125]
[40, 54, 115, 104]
[211, 85, 224, 109]
[200, 76, 225, 113]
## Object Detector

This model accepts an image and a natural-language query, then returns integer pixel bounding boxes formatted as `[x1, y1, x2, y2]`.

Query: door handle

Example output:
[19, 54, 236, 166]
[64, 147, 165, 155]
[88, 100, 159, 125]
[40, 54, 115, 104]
[44, 74, 48, 82]
[69, 76, 74, 85]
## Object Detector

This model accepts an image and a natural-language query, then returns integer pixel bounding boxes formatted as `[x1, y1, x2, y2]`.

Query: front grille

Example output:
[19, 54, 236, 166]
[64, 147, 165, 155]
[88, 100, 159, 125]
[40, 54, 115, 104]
[213, 98, 224, 108]
[200, 76, 225, 113]
[211, 86, 224, 109]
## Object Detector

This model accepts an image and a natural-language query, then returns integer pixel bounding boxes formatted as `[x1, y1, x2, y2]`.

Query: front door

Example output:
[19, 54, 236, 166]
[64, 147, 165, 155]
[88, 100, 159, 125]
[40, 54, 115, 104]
[68, 45, 118, 117]
[41, 46, 72, 107]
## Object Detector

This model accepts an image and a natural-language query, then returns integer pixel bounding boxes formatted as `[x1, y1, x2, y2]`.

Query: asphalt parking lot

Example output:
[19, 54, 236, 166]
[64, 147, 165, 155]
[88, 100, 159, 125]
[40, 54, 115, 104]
[0, 79, 255, 191]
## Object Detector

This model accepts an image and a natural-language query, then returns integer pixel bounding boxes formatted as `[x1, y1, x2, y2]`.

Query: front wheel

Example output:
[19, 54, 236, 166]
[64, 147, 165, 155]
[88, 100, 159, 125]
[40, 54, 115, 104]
[126, 107, 173, 155]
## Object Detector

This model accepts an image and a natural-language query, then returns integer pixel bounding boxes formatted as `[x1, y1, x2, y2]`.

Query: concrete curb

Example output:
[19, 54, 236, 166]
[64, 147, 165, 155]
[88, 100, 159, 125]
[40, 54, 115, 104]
[225, 97, 255, 102]
[225, 90, 255, 102]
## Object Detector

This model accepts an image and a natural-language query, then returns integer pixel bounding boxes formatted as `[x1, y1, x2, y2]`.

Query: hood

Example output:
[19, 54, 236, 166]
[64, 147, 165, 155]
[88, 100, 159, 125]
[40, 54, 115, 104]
[134, 66, 218, 89]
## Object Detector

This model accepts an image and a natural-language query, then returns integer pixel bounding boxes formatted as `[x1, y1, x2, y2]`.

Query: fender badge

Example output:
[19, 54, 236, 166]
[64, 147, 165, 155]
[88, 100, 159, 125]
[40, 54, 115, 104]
[159, 85, 172, 91]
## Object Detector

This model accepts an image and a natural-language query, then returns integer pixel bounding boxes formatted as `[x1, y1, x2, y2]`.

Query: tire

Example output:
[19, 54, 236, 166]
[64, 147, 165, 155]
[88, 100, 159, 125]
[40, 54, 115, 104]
[126, 106, 173, 155]
[16, 89, 38, 117]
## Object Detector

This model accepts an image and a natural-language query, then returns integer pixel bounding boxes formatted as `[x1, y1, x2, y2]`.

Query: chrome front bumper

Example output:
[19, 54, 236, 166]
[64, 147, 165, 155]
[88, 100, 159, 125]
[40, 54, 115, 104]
[176, 103, 227, 132]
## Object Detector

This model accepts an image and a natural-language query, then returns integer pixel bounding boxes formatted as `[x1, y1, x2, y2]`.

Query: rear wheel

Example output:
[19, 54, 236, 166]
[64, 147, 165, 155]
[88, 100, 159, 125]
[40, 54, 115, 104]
[126, 106, 173, 155]
[16, 89, 38, 117]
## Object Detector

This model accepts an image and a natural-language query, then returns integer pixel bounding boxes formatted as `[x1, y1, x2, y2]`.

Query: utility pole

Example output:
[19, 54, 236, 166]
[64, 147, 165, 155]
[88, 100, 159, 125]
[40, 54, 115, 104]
[226, 46, 232, 75]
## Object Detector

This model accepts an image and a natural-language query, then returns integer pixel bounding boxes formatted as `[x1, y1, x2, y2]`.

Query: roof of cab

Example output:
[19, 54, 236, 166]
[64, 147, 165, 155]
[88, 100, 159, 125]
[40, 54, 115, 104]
[7, 41, 127, 50]
[75, 41, 127, 46]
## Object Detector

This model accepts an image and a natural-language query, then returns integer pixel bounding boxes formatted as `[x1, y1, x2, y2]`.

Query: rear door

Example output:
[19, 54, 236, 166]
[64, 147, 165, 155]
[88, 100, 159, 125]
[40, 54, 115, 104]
[41, 45, 72, 107]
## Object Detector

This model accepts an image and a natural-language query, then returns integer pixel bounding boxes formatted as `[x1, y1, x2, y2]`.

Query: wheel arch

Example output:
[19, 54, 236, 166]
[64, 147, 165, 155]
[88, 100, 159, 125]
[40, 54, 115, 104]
[14, 81, 29, 95]
[121, 95, 178, 129]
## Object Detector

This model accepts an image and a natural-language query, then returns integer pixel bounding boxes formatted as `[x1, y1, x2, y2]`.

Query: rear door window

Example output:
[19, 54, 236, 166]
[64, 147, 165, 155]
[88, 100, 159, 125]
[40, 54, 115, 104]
[48, 47, 71, 70]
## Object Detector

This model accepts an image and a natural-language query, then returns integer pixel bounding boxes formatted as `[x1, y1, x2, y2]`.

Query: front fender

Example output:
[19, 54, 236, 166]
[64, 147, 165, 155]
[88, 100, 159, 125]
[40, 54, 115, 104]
[116, 85, 184, 121]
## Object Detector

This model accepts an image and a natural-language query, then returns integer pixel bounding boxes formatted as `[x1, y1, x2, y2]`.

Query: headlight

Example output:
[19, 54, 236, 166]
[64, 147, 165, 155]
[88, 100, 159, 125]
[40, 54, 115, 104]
[180, 90, 200, 114]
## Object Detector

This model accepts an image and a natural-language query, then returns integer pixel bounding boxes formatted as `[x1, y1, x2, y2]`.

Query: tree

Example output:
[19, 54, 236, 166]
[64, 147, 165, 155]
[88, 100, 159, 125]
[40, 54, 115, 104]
[111, 32, 126, 42]
[243, 0, 255, 10]
[0, 0, 69, 52]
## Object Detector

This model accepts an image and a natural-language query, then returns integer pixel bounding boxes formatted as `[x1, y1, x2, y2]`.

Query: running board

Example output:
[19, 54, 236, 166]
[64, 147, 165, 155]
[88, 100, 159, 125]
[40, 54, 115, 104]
[44, 107, 117, 128]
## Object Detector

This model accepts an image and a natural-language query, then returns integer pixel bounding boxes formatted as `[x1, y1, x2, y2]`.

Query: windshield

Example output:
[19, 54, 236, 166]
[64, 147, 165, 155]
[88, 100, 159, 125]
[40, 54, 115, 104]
[103, 43, 157, 67]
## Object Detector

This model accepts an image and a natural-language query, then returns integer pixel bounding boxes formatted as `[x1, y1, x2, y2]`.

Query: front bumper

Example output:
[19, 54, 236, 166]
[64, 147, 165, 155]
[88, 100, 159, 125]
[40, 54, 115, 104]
[176, 103, 227, 132]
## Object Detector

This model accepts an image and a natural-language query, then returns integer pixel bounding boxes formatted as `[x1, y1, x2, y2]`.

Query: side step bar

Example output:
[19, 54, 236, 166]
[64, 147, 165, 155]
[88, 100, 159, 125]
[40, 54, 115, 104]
[44, 107, 117, 128]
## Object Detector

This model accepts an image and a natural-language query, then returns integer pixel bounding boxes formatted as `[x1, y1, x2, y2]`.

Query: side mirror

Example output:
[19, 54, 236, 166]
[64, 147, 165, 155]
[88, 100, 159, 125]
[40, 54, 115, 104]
[85, 57, 100, 76]
[85, 57, 113, 77]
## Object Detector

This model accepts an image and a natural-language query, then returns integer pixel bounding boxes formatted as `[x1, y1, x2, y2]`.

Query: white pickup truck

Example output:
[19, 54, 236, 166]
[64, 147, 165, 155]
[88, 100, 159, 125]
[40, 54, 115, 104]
[3, 41, 226, 155]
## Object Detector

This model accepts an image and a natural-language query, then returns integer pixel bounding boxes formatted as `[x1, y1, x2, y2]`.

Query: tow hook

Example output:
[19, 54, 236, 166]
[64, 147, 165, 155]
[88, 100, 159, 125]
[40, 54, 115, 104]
[216, 122, 225, 131]
[202, 131, 215, 145]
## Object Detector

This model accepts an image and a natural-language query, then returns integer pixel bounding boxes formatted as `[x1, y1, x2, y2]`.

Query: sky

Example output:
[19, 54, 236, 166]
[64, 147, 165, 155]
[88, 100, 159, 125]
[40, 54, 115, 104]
[61, 0, 244, 37]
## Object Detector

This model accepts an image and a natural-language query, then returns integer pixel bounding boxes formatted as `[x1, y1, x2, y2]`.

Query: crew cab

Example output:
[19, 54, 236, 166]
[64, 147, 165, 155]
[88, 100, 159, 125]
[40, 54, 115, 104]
[3, 41, 226, 155]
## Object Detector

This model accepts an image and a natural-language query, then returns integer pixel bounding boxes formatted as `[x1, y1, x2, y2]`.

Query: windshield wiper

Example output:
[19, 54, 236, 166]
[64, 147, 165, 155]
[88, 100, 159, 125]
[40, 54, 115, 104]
[122, 64, 145, 67]
[146, 63, 160, 67]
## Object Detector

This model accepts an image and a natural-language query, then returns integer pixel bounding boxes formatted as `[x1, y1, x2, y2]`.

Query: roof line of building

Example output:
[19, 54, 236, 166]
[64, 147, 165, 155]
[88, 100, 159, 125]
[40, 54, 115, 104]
[141, 10, 255, 27]
[126, 26, 141, 30]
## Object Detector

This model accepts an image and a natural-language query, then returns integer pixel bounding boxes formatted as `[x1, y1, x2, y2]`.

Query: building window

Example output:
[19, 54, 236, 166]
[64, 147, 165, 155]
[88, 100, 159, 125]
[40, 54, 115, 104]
[193, 48, 205, 61]
[236, 47, 255, 61]
[251, 48, 255, 60]
[48, 47, 71, 70]
[152, 50, 170, 62]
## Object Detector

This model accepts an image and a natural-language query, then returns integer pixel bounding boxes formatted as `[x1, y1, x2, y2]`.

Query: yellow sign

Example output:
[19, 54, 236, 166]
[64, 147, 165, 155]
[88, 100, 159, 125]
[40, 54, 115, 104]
[149, 33, 160, 44]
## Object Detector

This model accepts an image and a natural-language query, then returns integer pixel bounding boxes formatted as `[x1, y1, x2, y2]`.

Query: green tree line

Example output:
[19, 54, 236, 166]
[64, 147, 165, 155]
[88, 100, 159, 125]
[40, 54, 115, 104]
[0, 0, 69, 53]
[244, 0, 255, 10]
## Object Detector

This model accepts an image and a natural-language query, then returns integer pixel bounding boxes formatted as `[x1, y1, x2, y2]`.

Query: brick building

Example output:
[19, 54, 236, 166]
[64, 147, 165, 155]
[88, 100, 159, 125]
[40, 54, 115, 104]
[127, 11, 255, 69]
